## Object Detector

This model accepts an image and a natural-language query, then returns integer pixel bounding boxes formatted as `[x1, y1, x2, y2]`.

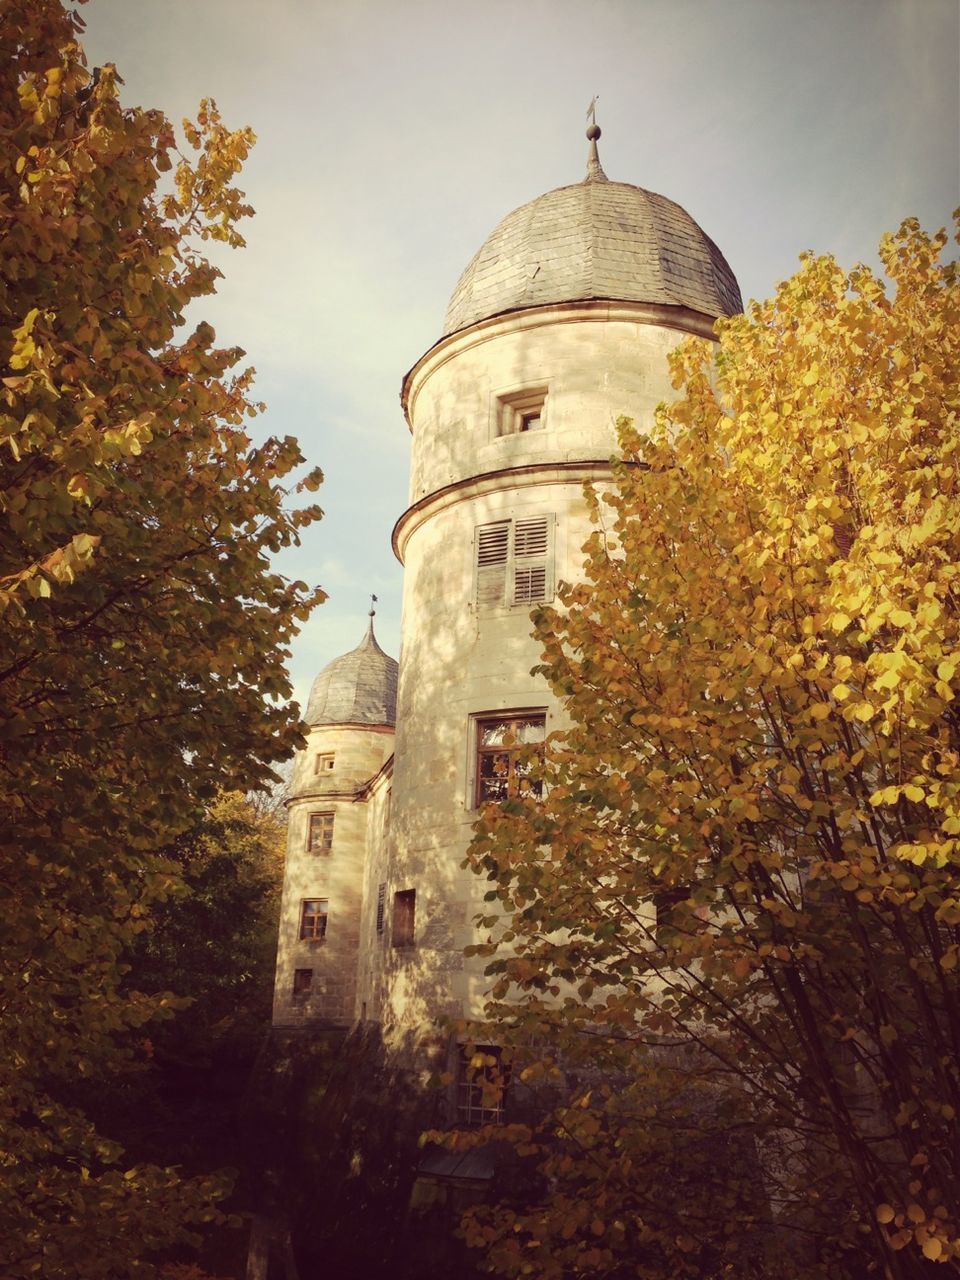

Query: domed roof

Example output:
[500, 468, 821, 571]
[305, 618, 398, 727]
[443, 132, 741, 336]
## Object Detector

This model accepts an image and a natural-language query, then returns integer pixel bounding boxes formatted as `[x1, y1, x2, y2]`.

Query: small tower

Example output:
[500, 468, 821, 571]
[272, 609, 398, 1028]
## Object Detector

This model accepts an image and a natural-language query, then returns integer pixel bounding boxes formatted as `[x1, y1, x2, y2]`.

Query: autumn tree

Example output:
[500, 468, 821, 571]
[73, 792, 286, 1179]
[461, 217, 960, 1279]
[0, 2, 321, 1274]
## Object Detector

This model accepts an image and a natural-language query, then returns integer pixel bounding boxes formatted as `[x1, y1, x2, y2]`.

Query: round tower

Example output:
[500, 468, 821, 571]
[376, 126, 741, 1042]
[273, 612, 397, 1028]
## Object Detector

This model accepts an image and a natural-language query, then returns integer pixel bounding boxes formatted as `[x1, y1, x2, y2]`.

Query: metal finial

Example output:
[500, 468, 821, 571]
[585, 97, 608, 182]
[369, 593, 378, 618]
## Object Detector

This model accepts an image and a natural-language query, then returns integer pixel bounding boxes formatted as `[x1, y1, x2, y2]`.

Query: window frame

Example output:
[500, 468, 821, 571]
[456, 1044, 510, 1127]
[292, 968, 313, 998]
[307, 810, 335, 854]
[392, 888, 416, 949]
[315, 753, 335, 775]
[299, 898, 328, 942]
[473, 710, 546, 809]
[496, 385, 548, 437]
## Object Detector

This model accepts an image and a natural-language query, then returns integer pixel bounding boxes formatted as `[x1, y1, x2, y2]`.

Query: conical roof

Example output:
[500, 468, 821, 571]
[304, 618, 398, 727]
[443, 130, 741, 336]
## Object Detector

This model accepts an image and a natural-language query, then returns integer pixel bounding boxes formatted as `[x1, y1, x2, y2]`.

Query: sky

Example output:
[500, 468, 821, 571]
[79, 0, 960, 711]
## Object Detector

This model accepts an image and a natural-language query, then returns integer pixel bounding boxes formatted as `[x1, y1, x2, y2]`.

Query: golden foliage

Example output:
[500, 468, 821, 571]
[0, 3, 321, 1274]
[466, 216, 960, 1279]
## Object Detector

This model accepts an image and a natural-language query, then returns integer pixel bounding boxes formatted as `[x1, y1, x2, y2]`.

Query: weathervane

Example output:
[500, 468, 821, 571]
[369, 593, 378, 617]
[584, 95, 607, 182]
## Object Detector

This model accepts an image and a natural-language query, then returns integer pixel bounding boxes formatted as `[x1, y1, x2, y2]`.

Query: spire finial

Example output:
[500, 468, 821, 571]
[365, 592, 378, 639]
[369, 593, 377, 618]
[584, 96, 608, 182]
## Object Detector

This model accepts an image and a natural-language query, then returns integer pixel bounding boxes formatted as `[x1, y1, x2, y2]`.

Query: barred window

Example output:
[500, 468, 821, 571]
[376, 882, 386, 937]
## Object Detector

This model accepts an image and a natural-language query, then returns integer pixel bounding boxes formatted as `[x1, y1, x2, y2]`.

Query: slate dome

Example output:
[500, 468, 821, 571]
[443, 134, 742, 337]
[305, 619, 398, 727]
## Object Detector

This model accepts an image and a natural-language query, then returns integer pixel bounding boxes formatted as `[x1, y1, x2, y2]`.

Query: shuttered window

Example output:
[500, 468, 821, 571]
[475, 515, 554, 610]
[476, 522, 510, 607]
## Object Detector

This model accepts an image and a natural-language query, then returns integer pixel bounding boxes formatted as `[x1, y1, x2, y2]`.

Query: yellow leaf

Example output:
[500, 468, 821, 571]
[922, 1238, 942, 1261]
[876, 1204, 895, 1224]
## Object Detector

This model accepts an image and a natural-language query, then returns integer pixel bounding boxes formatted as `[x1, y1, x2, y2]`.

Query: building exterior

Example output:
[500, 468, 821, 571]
[272, 126, 742, 1060]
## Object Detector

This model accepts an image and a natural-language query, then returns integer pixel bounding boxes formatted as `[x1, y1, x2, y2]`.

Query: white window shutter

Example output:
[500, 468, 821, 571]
[475, 521, 509, 608]
[513, 514, 554, 605]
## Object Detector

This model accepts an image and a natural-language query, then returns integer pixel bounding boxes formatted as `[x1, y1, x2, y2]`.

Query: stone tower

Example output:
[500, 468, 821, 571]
[272, 612, 397, 1028]
[272, 125, 741, 1053]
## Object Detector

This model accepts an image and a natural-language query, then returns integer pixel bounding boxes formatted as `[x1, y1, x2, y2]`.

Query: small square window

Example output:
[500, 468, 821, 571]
[392, 889, 416, 948]
[497, 387, 547, 437]
[474, 712, 545, 807]
[293, 968, 313, 997]
[456, 1044, 509, 1126]
[299, 899, 328, 941]
[307, 811, 334, 854]
[315, 753, 335, 774]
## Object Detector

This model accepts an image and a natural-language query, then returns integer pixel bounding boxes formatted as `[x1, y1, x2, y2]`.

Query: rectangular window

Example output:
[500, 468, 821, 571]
[457, 1044, 509, 1126]
[475, 515, 554, 610]
[307, 811, 334, 854]
[497, 386, 547, 436]
[475, 712, 545, 807]
[376, 882, 386, 936]
[299, 898, 328, 941]
[292, 968, 313, 997]
[392, 889, 416, 948]
[315, 753, 335, 774]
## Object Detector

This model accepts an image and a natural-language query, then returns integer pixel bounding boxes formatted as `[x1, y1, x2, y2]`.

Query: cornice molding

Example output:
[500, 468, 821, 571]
[400, 298, 719, 426]
[391, 459, 615, 563]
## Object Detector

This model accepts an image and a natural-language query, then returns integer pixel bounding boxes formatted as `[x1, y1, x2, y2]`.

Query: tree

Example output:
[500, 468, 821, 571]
[74, 792, 286, 1175]
[0, 2, 322, 1273]
[462, 217, 960, 1278]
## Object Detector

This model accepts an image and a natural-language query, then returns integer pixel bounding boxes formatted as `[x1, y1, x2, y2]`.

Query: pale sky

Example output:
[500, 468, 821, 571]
[79, 0, 960, 710]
